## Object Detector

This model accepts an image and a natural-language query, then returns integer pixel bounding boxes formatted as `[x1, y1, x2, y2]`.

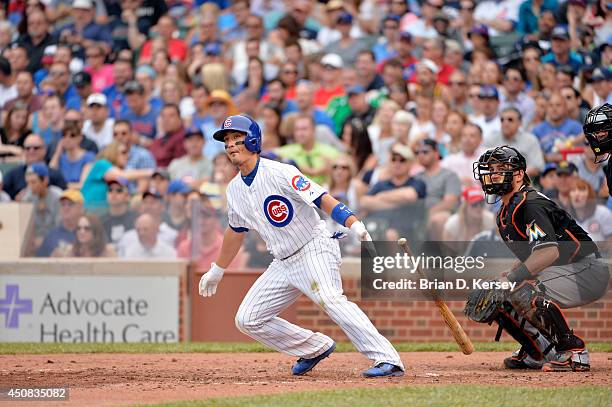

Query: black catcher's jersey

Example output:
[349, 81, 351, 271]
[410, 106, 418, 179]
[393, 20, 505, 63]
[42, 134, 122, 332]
[497, 186, 599, 264]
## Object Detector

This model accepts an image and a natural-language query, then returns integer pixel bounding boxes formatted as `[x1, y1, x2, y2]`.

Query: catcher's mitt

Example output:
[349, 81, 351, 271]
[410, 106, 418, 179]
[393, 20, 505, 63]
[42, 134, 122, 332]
[464, 287, 508, 324]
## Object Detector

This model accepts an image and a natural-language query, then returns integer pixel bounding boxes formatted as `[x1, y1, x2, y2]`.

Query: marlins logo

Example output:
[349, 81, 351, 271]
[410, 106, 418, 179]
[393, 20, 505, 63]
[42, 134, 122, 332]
[527, 220, 547, 242]
[291, 175, 311, 192]
[263, 195, 293, 227]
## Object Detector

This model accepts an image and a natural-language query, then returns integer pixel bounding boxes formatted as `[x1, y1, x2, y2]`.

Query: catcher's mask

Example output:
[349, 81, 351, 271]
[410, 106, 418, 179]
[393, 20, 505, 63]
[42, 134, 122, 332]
[583, 103, 612, 163]
[473, 146, 528, 200]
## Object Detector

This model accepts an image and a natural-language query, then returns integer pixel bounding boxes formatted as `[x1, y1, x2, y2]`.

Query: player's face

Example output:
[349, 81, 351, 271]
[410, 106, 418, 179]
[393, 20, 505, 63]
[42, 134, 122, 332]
[224, 131, 249, 164]
[483, 163, 511, 186]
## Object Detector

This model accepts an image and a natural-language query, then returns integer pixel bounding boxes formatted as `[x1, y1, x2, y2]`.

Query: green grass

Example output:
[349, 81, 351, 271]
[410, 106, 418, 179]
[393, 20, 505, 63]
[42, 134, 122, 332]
[1, 341, 612, 355]
[141, 385, 611, 407]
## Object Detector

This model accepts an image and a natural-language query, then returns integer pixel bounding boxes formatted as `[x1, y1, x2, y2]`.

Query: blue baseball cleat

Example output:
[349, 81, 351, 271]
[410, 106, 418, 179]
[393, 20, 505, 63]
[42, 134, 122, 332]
[291, 343, 336, 375]
[362, 363, 404, 378]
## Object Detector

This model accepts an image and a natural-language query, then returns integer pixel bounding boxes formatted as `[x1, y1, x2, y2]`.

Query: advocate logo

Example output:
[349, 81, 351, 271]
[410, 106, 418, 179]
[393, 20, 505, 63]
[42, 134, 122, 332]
[0, 285, 33, 329]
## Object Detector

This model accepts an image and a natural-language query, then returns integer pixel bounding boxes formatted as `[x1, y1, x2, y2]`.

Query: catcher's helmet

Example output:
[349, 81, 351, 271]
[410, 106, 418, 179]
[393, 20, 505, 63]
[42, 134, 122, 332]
[583, 103, 612, 162]
[213, 115, 262, 153]
[473, 145, 528, 197]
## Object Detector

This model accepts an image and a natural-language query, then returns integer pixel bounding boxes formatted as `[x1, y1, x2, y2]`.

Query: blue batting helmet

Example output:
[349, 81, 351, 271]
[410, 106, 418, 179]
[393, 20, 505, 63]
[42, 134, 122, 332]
[212, 115, 262, 153]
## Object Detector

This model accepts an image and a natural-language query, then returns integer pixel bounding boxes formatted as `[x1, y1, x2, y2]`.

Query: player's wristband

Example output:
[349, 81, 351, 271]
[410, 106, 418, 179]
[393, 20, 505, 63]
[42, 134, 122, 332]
[507, 263, 532, 283]
[331, 203, 354, 226]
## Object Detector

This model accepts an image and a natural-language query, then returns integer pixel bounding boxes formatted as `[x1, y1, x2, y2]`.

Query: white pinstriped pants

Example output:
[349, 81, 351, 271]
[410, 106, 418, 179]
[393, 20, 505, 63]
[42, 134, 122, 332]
[235, 233, 404, 369]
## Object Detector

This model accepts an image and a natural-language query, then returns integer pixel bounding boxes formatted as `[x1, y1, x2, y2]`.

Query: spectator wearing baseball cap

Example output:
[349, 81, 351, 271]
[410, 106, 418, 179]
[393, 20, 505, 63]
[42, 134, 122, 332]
[120, 80, 159, 141]
[359, 142, 427, 240]
[57, 0, 112, 54]
[343, 83, 377, 129]
[322, 11, 370, 67]
[22, 163, 63, 240]
[36, 189, 85, 257]
[545, 160, 579, 211]
[168, 128, 213, 188]
[469, 85, 501, 141]
[201, 90, 240, 161]
[73, 71, 93, 102]
[414, 139, 461, 240]
[317, 1, 365, 48]
[100, 177, 137, 247]
[314, 54, 345, 109]
[82, 93, 115, 150]
[541, 26, 584, 73]
[163, 179, 191, 232]
[539, 162, 558, 191]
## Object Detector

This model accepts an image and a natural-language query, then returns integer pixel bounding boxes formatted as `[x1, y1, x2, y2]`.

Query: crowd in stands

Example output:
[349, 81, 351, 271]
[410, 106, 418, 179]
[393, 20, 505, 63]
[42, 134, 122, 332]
[0, 0, 610, 265]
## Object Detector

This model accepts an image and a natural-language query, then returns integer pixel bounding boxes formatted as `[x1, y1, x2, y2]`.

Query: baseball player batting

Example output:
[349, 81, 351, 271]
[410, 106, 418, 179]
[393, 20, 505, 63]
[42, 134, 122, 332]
[198, 115, 404, 378]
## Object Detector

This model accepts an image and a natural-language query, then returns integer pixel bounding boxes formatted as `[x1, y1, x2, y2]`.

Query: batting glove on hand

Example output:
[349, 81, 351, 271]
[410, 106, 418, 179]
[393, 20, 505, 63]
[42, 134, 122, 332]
[199, 263, 225, 297]
[349, 220, 372, 242]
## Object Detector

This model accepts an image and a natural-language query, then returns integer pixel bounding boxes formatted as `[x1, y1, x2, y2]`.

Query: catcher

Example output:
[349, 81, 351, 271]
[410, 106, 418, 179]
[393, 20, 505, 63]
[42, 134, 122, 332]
[466, 146, 609, 371]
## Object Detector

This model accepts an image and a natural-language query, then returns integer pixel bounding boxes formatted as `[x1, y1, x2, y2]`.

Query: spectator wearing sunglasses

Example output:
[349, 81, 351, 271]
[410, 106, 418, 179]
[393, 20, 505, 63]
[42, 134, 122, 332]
[100, 178, 137, 247]
[49, 124, 96, 187]
[500, 66, 536, 127]
[2, 134, 67, 200]
[414, 139, 461, 240]
[483, 107, 544, 177]
[359, 143, 427, 241]
[53, 214, 116, 258]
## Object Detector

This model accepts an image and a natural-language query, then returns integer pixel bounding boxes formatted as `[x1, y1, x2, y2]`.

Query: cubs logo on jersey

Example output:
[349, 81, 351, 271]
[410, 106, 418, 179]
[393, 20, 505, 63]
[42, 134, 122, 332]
[291, 175, 311, 192]
[263, 195, 294, 227]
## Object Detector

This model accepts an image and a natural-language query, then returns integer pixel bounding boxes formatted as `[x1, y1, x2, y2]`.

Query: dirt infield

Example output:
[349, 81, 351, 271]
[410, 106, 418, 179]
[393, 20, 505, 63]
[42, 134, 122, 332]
[1, 352, 611, 406]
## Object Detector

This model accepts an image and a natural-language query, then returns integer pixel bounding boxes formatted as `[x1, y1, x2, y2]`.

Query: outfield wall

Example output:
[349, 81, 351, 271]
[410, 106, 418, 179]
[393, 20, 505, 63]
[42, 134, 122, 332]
[0, 259, 188, 343]
[1, 259, 609, 343]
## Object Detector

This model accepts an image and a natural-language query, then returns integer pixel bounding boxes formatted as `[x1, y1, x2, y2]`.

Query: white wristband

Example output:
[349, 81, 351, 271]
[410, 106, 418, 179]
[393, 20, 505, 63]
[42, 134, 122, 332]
[210, 262, 226, 275]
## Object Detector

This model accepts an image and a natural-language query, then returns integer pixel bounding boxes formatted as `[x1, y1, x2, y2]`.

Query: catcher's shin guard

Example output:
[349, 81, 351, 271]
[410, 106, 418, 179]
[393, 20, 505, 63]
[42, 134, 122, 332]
[509, 281, 585, 351]
[496, 303, 554, 362]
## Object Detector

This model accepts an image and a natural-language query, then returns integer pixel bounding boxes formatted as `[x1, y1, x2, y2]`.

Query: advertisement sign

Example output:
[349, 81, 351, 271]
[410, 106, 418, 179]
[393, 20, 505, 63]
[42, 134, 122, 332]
[0, 275, 179, 343]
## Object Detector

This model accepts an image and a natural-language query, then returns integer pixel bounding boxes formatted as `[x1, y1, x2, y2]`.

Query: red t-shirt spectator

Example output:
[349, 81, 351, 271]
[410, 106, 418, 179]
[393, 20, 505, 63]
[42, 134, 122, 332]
[139, 39, 188, 63]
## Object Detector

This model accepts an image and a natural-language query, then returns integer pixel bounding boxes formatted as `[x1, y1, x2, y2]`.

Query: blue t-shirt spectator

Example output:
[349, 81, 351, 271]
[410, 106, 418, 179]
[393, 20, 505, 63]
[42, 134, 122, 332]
[368, 177, 427, 198]
[120, 106, 159, 140]
[532, 118, 583, 154]
[517, 0, 558, 35]
[541, 51, 584, 73]
[103, 84, 127, 118]
[59, 151, 96, 183]
[37, 225, 75, 257]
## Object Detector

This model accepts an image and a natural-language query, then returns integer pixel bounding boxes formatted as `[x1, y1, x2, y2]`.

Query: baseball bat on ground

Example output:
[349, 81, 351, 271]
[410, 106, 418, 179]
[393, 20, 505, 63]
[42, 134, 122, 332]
[397, 238, 474, 355]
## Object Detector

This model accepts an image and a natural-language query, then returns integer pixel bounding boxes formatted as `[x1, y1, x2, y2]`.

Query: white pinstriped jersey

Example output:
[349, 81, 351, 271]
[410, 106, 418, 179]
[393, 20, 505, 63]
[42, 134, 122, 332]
[226, 158, 328, 259]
